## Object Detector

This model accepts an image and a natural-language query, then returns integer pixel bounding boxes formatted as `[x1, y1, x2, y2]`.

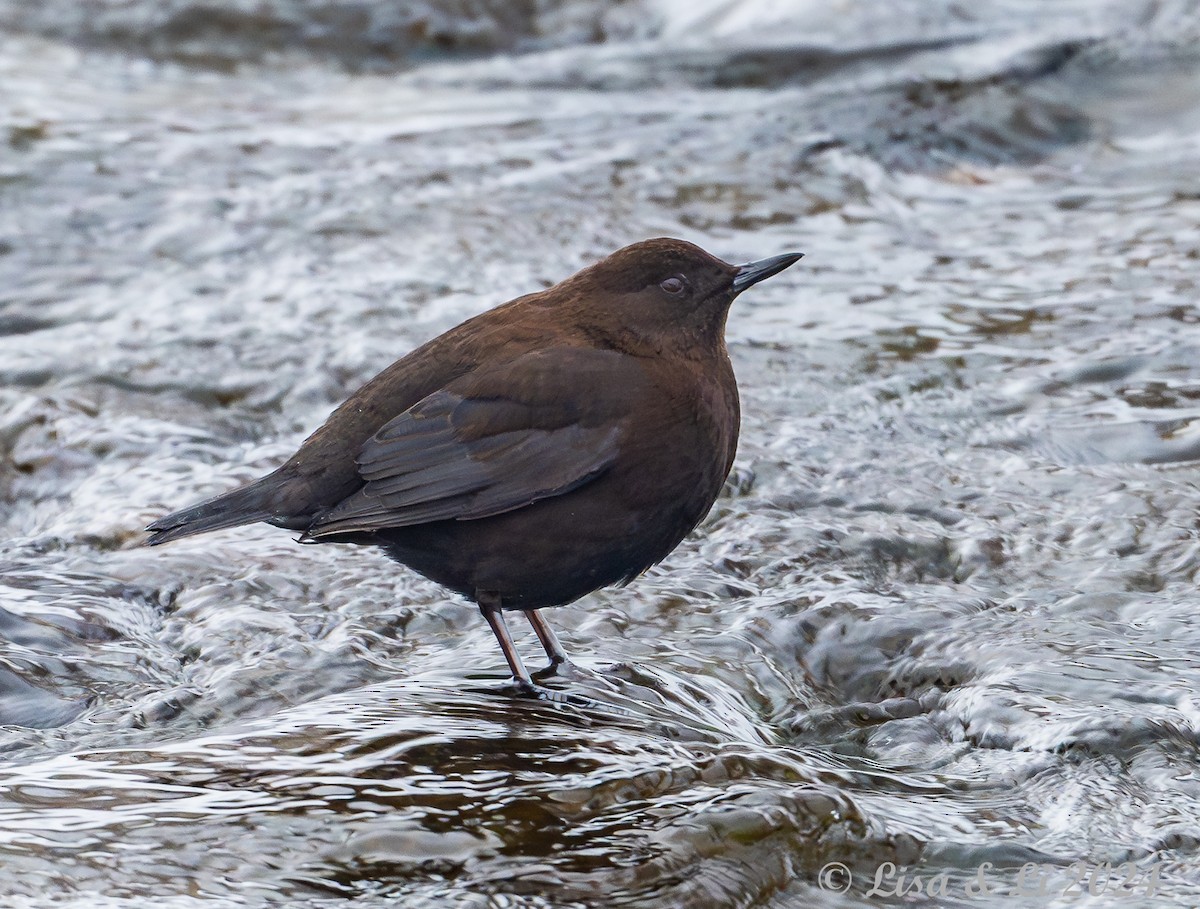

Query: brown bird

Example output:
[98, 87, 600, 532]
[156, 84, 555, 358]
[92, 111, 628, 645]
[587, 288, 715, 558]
[146, 238, 802, 692]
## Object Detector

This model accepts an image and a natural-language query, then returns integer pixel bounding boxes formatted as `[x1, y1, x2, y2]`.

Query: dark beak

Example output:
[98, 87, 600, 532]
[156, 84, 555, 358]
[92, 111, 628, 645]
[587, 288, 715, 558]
[731, 252, 804, 294]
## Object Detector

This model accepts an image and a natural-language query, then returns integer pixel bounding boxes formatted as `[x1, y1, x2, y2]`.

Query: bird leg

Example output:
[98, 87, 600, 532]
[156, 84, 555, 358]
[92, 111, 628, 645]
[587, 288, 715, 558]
[478, 593, 537, 693]
[526, 609, 570, 678]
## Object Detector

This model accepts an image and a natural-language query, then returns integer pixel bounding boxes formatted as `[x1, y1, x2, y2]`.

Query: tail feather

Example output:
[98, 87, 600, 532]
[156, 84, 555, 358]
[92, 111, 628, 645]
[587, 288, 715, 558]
[144, 478, 293, 546]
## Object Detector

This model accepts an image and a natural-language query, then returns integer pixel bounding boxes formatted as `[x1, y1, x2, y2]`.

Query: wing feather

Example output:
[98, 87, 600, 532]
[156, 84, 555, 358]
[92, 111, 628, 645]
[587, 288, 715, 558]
[305, 388, 620, 537]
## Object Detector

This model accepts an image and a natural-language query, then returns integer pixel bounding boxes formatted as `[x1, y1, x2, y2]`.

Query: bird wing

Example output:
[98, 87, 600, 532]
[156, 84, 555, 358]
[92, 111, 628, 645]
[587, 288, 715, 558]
[303, 350, 634, 537]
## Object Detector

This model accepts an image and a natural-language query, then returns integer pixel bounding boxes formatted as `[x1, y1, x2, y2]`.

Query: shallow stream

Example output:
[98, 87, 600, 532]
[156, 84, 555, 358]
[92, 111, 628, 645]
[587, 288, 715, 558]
[2, 1, 1200, 905]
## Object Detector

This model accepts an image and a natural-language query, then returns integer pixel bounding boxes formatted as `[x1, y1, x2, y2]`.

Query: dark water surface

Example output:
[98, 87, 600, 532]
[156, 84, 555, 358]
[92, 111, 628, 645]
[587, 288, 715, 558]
[3, 1, 1200, 906]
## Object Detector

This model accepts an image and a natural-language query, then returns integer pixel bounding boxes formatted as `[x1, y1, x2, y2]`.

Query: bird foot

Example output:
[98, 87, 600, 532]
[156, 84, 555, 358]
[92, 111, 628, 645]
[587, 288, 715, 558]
[530, 657, 588, 682]
[503, 677, 595, 707]
[508, 677, 551, 698]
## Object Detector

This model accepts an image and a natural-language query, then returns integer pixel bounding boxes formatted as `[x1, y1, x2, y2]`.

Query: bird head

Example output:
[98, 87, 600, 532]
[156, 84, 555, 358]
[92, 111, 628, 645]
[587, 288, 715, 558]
[559, 238, 803, 356]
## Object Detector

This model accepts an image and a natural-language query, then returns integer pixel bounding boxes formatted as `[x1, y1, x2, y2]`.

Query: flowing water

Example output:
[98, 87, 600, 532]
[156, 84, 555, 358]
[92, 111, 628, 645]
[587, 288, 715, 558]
[2, 1, 1200, 905]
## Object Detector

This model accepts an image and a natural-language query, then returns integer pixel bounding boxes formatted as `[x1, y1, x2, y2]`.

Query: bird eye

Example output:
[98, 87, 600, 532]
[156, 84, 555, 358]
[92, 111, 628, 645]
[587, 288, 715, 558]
[660, 276, 685, 295]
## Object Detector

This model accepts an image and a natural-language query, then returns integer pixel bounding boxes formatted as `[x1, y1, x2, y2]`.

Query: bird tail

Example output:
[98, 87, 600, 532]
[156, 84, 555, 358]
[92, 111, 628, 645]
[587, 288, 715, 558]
[144, 477, 290, 546]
